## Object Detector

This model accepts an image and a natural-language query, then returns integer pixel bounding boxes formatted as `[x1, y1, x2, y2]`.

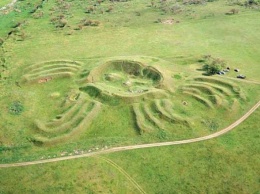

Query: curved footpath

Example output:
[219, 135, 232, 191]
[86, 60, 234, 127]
[1, 100, 260, 168]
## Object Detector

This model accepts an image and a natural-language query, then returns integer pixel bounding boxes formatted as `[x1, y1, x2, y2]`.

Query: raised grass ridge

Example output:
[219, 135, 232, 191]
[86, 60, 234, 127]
[32, 96, 101, 145]
[21, 61, 82, 84]
[181, 76, 246, 108]
[133, 99, 190, 133]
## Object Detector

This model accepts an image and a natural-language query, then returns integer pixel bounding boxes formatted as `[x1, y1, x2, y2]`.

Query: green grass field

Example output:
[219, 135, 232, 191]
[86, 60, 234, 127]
[0, 0, 12, 8]
[1, 108, 259, 193]
[0, 0, 260, 193]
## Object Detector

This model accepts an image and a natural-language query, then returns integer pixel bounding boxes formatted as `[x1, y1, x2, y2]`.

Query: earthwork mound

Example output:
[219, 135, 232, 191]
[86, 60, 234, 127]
[21, 60, 82, 84]
[79, 60, 167, 104]
[21, 57, 248, 145]
[180, 76, 246, 109]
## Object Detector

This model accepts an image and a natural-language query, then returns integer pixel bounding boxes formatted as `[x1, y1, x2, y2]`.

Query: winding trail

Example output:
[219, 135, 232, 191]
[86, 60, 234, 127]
[0, 100, 259, 168]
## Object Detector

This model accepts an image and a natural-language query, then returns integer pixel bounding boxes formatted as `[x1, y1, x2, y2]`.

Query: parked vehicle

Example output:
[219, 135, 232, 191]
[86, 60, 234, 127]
[217, 71, 225, 75]
[237, 74, 246, 79]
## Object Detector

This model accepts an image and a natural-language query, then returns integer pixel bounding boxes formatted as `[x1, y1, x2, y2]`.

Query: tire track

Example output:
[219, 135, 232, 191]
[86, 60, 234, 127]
[95, 156, 146, 194]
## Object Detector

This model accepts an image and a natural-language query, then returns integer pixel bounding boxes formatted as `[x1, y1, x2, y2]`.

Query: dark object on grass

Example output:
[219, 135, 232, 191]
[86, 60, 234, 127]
[217, 71, 225, 75]
[234, 69, 239, 72]
[15, 81, 21, 88]
[237, 74, 246, 79]
[202, 56, 227, 75]
[9, 101, 24, 115]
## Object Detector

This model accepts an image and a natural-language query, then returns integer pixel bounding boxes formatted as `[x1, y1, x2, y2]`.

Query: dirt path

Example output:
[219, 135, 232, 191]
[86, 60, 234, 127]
[0, 100, 259, 168]
[0, 0, 17, 11]
[96, 156, 146, 194]
[221, 76, 260, 85]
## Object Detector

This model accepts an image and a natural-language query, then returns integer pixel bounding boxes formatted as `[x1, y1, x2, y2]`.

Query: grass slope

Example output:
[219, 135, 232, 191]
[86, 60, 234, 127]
[0, 109, 259, 193]
[0, 0, 12, 8]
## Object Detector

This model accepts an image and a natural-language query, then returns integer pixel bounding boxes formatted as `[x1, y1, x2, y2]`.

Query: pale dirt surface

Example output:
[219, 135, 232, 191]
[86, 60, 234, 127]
[0, 99, 259, 168]
[0, 0, 17, 11]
